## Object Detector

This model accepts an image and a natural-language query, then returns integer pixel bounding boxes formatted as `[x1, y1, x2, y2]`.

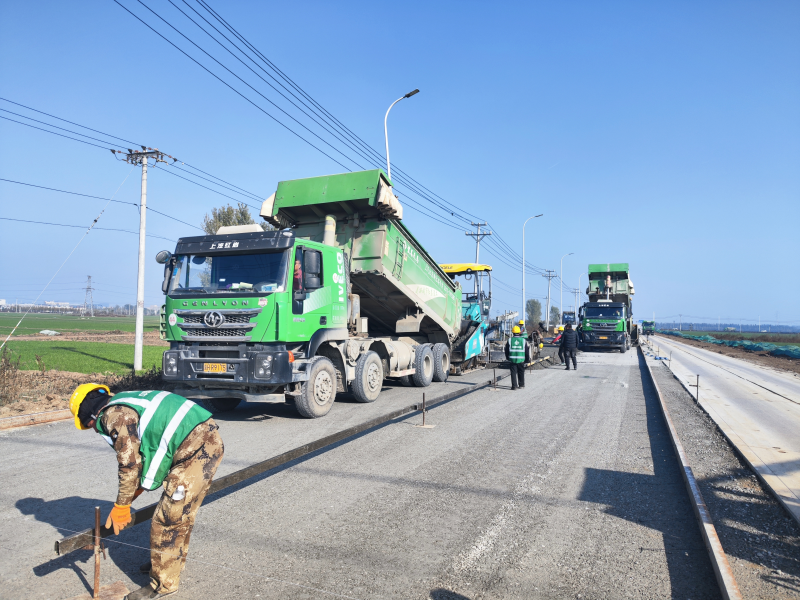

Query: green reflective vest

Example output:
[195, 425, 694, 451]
[509, 336, 526, 364]
[95, 390, 212, 490]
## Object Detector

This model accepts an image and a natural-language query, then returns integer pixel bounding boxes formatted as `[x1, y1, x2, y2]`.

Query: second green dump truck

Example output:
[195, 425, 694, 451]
[156, 169, 467, 418]
[578, 263, 637, 352]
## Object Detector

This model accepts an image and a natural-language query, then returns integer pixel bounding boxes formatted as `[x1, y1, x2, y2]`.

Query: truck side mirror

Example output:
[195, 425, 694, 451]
[155, 250, 172, 264]
[303, 250, 322, 289]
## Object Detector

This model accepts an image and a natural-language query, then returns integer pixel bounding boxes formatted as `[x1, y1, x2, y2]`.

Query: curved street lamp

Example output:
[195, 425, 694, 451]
[384, 89, 419, 182]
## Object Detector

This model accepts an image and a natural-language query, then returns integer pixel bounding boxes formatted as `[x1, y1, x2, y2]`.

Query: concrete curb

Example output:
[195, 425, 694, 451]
[639, 345, 742, 600]
[0, 409, 72, 430]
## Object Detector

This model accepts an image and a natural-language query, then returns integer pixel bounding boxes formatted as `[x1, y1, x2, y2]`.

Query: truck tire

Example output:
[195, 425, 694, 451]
[620, 343, 627, 354]
[294, 357, 337, 418]
[205, 398, 241, 412]
[412, 344, 434, 387]
[432, 343, 450, 382]
[400, 375, 414, 387]
[352, 351, 383, 403]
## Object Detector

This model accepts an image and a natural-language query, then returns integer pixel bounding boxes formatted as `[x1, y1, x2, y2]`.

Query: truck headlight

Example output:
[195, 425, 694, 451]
[163, 351, 179, 377]
[255, 353, 273, 379]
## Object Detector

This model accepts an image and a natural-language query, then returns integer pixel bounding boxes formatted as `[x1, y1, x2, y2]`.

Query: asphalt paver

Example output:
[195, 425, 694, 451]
[2, 351, 722, 599]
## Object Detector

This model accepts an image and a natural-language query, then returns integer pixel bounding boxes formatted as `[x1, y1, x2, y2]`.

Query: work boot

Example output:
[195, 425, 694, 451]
[564, 366, 570, 370]
[123, 585, 176, 600]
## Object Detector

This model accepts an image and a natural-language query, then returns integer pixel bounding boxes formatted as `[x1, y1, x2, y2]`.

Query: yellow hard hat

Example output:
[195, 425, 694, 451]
[512, 326, 521, 334]
[69, 383, 111, 430]
[518, 320, 525, 325]
[559, 326, 564, 331]
[539, 343, 544, 349]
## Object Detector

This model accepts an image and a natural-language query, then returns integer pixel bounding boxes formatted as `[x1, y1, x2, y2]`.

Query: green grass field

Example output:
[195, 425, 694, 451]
[4, 340, 163, 374]
[0, 313, 160, 336]
[670, 330, 800, 347]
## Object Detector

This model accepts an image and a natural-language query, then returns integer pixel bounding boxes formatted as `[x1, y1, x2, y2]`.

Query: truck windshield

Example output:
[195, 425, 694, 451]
[585, 306, 623, 318]
[168, 251, 289, 295]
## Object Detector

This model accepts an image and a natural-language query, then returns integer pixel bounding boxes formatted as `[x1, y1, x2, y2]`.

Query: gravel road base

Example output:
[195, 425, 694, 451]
[650, 359, 800, 599]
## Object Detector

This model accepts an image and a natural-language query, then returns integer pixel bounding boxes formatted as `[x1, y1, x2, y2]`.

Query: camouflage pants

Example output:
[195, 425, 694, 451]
[149, 419, 224, 594]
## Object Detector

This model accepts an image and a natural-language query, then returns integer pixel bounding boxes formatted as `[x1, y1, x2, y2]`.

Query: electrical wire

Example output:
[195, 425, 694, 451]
[0, 178, 204, 231]
[0, 217, 175, 241]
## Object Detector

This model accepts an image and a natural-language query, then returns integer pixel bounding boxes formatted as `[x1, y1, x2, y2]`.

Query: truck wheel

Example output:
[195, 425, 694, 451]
[205, 398, 241, 412]
[295, 357, 337, 418]
[412, 344, 434, 387]
[620, 343, 627, 354]
[353, 351, 383, 403]
[400, 375, 414, 387]
[432, 343, 450, 382]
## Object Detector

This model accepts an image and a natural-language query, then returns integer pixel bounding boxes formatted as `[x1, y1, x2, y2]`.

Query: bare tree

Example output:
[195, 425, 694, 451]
[202, 202, 270, 235]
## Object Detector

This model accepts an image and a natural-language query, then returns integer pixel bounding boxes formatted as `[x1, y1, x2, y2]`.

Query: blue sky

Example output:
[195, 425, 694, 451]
[1, 0, 798, 326]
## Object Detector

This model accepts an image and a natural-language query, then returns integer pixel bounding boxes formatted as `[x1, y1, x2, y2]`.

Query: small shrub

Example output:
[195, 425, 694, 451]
[34, 354, 46, 373]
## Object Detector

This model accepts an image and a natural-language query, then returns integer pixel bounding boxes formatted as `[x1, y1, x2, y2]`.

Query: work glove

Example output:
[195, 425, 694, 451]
[105, 503, 132, 535]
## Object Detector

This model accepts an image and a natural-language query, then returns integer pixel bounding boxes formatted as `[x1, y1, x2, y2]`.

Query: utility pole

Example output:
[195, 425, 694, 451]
[465, 222, 492, 296]
[542, 270, 557, 331]
[679, 314, 682, 332]
[82, 276, 94, 318]
[121, 147, 167, 371]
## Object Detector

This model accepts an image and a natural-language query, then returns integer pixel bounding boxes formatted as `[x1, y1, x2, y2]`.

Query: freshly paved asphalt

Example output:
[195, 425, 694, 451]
[1, 352, 721, 599]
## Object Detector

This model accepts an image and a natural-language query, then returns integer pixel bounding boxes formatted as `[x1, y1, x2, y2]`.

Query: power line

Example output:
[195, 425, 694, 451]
[0, 178, 204, 231]
[0, 217, 175, 241]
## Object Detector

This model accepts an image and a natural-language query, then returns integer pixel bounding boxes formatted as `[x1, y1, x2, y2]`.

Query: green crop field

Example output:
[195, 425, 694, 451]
[0, 313, 160, 336]
[667, 330, 800, 347]
[3, 340, 163, 374]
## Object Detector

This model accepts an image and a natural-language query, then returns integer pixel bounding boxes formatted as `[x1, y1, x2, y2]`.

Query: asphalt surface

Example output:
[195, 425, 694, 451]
[650, 334, 800, 524]
[2, 350, 723, 599]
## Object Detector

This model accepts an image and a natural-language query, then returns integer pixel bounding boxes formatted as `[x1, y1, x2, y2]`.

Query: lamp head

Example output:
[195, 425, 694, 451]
[404, 89, 420, 98]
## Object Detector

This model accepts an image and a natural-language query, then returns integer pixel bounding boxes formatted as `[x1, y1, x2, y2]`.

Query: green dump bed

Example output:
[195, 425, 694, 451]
[586, 263, 635, 303]
[261, 170, 462, 341]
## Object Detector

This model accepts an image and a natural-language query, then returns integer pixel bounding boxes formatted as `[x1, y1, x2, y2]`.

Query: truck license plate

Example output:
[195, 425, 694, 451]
[599, 336, 608, 340]
[203, 363, 227, 373]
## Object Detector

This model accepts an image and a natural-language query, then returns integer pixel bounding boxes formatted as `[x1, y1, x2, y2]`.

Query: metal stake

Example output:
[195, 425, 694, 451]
[697, 375, 700, 403]
[493, 368, 497, 391]
[93, 506, 101, 599]
[422, 393, 426, 427]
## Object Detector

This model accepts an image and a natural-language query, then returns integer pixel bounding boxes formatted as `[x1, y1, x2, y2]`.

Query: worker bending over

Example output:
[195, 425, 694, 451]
[560, 323, 580, 370]
[69, 384, 224, 600]
[505, 325, 532, 390]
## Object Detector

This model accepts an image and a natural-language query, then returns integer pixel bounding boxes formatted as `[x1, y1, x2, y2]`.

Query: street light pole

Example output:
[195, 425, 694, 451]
[521, 214, 543, 322]
[384, 89, 419, 182]
[560, 252, 573, 325]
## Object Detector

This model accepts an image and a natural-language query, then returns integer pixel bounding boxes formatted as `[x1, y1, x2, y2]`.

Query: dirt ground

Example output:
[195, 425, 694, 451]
[0, 368, 174, 418]
[15, 329, 168, 346]
[651, 334, 800, 376]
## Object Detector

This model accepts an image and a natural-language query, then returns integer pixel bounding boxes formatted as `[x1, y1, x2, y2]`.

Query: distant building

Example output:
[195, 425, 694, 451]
[725, 327, 736, 332]
[45, 301, 71, 308]
[0, 299, 5, 306]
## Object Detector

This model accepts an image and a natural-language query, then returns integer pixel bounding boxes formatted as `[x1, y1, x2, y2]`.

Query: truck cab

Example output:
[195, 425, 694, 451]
[578, 301, 630, 352]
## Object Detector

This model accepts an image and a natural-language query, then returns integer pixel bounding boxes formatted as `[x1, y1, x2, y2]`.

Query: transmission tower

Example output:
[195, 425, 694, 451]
[82, 276, 94, 318]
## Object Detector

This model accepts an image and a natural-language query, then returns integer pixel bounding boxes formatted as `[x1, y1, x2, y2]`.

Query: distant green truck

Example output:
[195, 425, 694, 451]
[578, 263, 637, 352]
[156, 170, 474, 418]
[642, 320, 655, 335]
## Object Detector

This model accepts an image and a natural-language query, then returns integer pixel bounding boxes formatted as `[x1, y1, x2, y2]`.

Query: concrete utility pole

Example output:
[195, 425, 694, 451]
[542, 270, 557, 330]
[679, 314, 682, 332]
[560, 252, 573, 322]
[521, 215, 543, 323]
[383, 89, 419, 182]
[123, 148, 167, 371]
[465, 222, 492, 296]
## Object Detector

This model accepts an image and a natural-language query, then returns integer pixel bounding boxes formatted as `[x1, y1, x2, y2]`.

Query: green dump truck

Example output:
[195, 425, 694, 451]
[156, 169, 465, 418]
[578, 263, 637, 352]
[642, 320, 655, 335]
